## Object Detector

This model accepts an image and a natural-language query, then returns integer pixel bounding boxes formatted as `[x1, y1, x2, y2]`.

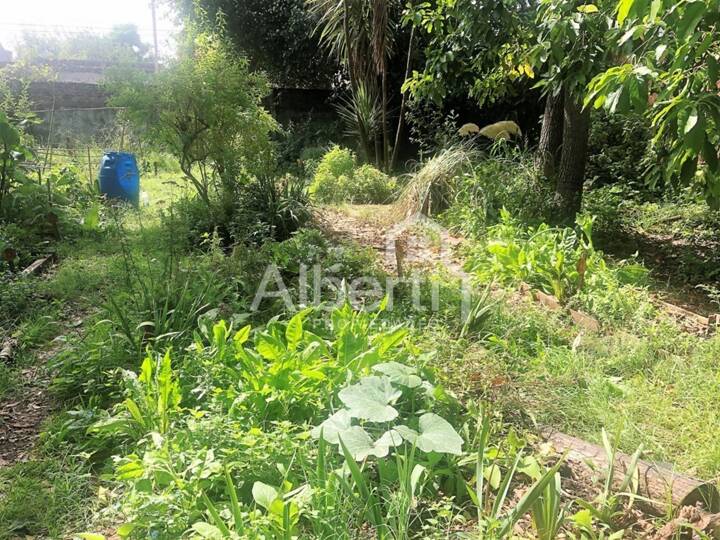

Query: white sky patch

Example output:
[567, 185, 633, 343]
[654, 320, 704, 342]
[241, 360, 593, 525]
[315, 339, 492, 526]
[0, 0, 180, 58]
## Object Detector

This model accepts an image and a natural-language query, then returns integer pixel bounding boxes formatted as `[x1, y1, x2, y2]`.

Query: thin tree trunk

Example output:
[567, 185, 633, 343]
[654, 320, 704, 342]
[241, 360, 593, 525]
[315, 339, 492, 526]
[537, 88, 565, 178]
[554, 93, 591, 223]
[381, 69, 390, 172]
[375, 132, 382, 169]
[342, 0, 357, 91]
[391, 24, 415, 171]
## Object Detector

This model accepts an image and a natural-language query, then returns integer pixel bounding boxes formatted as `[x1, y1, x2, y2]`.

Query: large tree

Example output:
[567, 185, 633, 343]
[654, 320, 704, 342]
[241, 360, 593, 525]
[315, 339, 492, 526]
[307, 0, 404, 170]
[531, 0, 617, 222]
[403, 0, 622, 222]
[171, 0, 336, 88]
[585, 0, 720, 206]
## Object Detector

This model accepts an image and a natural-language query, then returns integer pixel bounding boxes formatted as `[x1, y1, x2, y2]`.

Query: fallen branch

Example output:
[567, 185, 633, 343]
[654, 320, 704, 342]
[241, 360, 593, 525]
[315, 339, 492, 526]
[544, 430, 720, 516]
[21, 254, 55, 277]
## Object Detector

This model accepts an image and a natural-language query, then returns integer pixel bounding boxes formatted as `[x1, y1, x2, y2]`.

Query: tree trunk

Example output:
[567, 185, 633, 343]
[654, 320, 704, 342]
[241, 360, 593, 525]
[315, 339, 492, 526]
[544, 430, 720, 516]
[537, 88, 565, 178]
[342, 0, 357, 91]
[391, 24, 415, 171]
[554, 93, 591, 223]
[381, 69, 390, 172]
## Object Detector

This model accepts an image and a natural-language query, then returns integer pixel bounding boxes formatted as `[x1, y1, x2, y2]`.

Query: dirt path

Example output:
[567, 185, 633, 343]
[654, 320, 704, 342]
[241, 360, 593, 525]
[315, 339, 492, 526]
[0, 364, 54, 466]
[0, 305, 87, 467]
[315, 205, 470, 280]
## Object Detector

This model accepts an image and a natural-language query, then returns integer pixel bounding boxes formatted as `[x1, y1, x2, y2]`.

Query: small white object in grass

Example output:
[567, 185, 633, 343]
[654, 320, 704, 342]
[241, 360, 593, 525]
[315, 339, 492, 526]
[140, 191, 150, 207]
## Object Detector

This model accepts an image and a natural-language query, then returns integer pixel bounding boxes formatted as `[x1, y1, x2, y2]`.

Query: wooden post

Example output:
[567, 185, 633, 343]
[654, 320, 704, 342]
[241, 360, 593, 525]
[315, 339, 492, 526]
[119, 121, 126, 152]
[42, 94, 56, 176]
[395, 237, 406, 277]
[87, 146, 94, 189]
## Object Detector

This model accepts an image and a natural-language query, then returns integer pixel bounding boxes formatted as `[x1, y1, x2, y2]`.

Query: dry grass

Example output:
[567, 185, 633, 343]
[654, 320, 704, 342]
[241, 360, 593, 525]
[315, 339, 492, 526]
[392, 145, 476, 218]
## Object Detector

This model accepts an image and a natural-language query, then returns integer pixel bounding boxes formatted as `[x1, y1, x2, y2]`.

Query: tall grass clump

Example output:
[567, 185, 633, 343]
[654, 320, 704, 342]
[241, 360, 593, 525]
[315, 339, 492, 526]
[393, 146, 476, 218]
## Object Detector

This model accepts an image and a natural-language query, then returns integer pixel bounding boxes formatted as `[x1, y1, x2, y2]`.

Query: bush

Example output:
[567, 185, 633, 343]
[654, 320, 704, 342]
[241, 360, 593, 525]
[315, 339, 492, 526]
[162, 173, 312, 249]
[442, 152, 553, 237]
[298, 145, 327, 178]
[586, 110, 656, 192]
[107, 32, 277, 207]
[274, 117, 342, 175]
[310, 146, 396, 204]
[466, 209, 650, 322]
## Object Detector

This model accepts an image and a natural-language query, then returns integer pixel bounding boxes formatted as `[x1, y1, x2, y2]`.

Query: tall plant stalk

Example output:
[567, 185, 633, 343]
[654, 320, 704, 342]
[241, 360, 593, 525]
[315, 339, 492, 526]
[391, 23, 414, 170]
[372, 0, 391, 172]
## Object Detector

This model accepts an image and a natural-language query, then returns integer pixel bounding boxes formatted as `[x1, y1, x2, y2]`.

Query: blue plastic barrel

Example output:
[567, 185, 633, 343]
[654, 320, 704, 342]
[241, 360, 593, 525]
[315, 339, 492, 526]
[98, 152, 140, 206]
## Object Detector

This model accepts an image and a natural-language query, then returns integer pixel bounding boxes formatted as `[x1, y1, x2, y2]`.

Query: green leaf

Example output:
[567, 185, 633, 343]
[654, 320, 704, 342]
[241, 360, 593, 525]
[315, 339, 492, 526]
[577, 4, 599, 13]
[337, 426, 402, 460]
[680, 155, 698, 184]
[655, 44, 667, 62]
[649, 0, 662, 19]
[372, 362, 422, 388]
[484, 463, 502, 490]
[124, 399, 146, 429]
[617, 0, 635, 24]
[82, 203, 101, 231]
[311, 409, 353, 443]
[573, 508, 594, 528]
[116, 524, 135, 538]
[256, 333, 285, 360]
[703, 138, 719, 173]
[285, 312, 304, 350]
[77, 534, 106, 540]
[685, 123, 705, 154]
[115, 459, 144, 480]
[191, 522, 225, 539]
[684, 109, 699, 134]
[0, 119, 20, 148]
[679, 1, 706, 41]
[252, 481, 279, 510]
[708, 55, 719, 88]
[233, 324, 251, 346]
[395, 413, 464, 455]
[338, 376, 401, 422]
[377, 327, 408, 355]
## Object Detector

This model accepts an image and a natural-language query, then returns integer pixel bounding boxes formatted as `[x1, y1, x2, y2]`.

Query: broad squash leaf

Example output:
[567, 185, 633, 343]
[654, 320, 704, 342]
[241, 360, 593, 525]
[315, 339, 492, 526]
[338, 376, 401, 422]
[395, 413, 463, 455]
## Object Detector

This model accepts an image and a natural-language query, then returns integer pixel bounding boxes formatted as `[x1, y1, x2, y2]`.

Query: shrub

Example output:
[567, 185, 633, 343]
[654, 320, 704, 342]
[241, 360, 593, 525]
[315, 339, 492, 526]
[161, 174, 311, 248]
[299, 145, 328, 178]
[442, 151, 553, 237]
[107, 32, 277, 207]
[466, 209, 650, 322]
[352, 164, 397, 204]
[586, 110, 656, 192]
[310, 146, 396, 204]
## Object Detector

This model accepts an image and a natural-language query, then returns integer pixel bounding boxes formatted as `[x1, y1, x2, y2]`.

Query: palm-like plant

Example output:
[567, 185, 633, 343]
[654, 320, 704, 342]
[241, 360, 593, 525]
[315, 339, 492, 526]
[307, 0, 399, 170]
[336, 82, 381, 162]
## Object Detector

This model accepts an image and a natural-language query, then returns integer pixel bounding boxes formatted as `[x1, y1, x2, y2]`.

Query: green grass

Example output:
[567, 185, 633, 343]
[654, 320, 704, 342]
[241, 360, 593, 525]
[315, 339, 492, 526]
[5, 156, 720, 537]
[436, 292, 720, 477]
[0, 456, 92, 539]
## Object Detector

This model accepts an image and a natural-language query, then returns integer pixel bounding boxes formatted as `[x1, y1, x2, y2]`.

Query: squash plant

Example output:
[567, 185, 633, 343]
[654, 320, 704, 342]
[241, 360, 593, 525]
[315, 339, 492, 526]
[311, 364, 463, 461]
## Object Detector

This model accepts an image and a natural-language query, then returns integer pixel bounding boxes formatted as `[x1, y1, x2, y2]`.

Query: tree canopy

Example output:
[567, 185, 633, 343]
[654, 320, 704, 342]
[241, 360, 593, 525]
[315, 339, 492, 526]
[171, 0, 336, 87]
[17, 24, 151, 63]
